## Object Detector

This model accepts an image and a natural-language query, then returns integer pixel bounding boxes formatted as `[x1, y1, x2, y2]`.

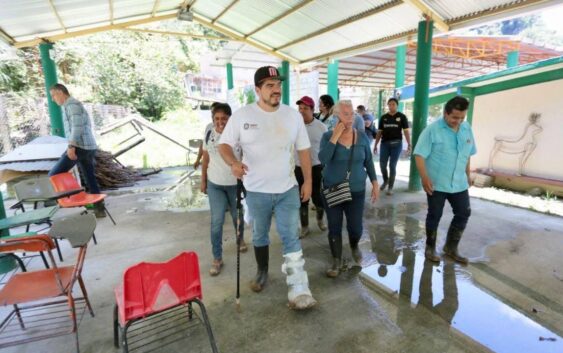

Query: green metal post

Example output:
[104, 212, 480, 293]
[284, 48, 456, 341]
[395, 44, 406, 112]
[281, 60, 290, 105]
[408, 19, 434, 192]
[39, 43, 64, 137]
[327, 59, 339, 102]
[226, 63, 234, 90]
[377, 90, 383, 118]
[458, 87, 475, 125]
[0, 191, 7, 237]
[507, 50, 519, 68]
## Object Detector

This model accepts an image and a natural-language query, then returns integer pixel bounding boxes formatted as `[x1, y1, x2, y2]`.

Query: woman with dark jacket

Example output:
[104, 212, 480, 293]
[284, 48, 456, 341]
[319, 99, 379, 278]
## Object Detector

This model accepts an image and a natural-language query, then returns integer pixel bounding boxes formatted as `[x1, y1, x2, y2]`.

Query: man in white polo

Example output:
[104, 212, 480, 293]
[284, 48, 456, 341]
[219, 66, 316, 310]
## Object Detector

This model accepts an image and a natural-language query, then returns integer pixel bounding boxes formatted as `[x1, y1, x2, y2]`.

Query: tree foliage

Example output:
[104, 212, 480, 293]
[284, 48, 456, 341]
[1, 21, 224, 120]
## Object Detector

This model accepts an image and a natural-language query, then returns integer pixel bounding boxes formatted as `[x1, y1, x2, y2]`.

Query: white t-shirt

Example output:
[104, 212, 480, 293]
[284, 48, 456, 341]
[220, 103, 311, 193]
[295, 118, 327, 167]
[203, 128, 241, 186]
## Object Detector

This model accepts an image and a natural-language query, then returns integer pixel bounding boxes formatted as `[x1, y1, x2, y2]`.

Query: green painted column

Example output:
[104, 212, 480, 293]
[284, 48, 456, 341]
[507, 50, 519, 68]
[395, 44, 407, 112]
[281, 61, 290, 105]
[327, 59, 339, 102]
[377, 90, 383, 118]
[226, 63, 234, 90]
[0, 191, 7, 237]
[39, 42, 64, 137]
[408, 19, 434, 192]
[458, 87, 475, 125]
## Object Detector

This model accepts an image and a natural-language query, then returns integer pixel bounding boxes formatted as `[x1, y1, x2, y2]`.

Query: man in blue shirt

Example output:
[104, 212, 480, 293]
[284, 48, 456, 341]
[357, 105, 376, 146]
[48, 83, 105, 218]
[414, 96, 476, 264]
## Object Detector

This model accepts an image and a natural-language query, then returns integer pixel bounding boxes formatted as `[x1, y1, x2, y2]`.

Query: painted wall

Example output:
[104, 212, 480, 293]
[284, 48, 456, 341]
[471, 79, 563, 181]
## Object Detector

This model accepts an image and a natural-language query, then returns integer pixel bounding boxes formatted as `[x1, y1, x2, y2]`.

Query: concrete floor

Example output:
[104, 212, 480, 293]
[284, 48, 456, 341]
[1, 163, 562, 353]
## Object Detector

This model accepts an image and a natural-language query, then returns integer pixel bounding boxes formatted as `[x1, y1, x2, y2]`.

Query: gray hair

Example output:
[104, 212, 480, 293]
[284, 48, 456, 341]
[333, 99, 353, 115]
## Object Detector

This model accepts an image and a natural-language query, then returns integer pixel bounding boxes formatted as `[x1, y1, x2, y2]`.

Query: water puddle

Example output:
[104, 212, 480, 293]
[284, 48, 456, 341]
[140, 175, 209, 213]
[360, 203, 562, 353]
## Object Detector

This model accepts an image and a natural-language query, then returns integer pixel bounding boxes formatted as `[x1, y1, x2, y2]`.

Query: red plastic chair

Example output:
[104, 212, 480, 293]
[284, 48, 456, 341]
[50, 172, 116, 225]
[113, 252, 218, 353]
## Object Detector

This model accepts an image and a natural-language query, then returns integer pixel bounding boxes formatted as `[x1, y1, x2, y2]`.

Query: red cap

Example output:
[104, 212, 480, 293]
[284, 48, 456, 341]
[296, 96, 314, 109]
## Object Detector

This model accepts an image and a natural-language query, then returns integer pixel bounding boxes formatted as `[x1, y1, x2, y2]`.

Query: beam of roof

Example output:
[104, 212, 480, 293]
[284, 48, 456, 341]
[151, 0, 161, 17]
[275, 0, 402, 51]
[120, 28, 234, 41]
[212, 0, 240, 24]
[244, 0, 315, 38]
[193, 12, 299, 64]
[302, 29, 417, 63]
[108, 0, 114, 24]
[0, 27, 15, 45]
[342, 56, 397, 86]
[48, 0, 67, 33]
[14, 13, 178, 48]
[402, 0, 449, 32]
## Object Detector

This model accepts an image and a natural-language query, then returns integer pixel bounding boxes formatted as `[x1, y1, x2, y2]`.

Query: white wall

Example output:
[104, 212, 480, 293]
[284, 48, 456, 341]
[472, 79, 563, 181]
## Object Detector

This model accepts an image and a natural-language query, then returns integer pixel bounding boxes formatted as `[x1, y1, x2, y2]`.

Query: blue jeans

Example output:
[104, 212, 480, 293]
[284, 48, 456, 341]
[245, 186, 301, 255]
[379, 140, 402, 182]
[49, 148, 100, 194]
[207, 181, 244, 260]
[426, 190, 471, 231]
[322, 189, 365, 245]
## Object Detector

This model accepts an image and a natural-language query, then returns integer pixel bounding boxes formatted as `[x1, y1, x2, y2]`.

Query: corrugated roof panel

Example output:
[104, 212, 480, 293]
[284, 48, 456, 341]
[54, 0, 112, 29]
[427, 0, 520, 21]
[0, 0, 59, 39]
[113, 0, 155, 19]
[192, 0, 235, 21]
[284, 3, 419, 61]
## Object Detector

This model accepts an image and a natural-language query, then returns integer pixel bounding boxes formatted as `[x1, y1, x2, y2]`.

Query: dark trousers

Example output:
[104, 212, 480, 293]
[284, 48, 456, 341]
[322, 189, 365, 245]
[294, 165, 323, 208]
[379, 140, 402, 182]
[425, 190, 471, 231]
[49, 148, 101, 194]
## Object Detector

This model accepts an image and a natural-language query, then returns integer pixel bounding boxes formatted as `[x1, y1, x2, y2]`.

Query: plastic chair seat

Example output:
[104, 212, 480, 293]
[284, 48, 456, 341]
[0, 266, 74, 305]
[58, 193, 106, 208]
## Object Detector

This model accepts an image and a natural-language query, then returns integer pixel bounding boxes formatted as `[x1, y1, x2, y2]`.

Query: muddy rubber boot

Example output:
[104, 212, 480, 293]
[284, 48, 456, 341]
[350, 239, 362, 264]
[250, 246, 269, 292]
[386, 175, 395, 195]
[443, 225, 469, 264]
[379, 180, 388, 191]
[326, 237, 342, 278]
[316, 208, 327, 231]
[299, 206, 309, 238]
[425, 228, 441, 263]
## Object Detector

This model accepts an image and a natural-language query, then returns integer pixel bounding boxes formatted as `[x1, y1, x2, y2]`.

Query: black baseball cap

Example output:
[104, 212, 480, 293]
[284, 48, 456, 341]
[254, 66, 285, 86]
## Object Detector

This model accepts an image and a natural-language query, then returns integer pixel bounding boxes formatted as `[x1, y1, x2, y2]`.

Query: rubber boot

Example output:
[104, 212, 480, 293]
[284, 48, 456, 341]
[316, 208, 327, 231]
[350, 239, 362, 264]
[299, 206, 309, 239]
[425, 228, 440, 263]
[326, 236, 342, 278]
[283, 250, 317, 310]
[387, 175, 395, 195]
[250, 246, 269, 292]
[379, 179, 388, 191]
[443, 225, 469, 264]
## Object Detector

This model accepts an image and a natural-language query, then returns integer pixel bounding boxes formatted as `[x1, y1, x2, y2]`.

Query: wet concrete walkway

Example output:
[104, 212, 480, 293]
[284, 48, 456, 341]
[1, 165, 562, 353]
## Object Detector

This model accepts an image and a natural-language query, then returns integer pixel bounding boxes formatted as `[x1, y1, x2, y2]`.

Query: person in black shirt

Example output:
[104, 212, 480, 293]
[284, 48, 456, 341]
[374, 98, 411, 195]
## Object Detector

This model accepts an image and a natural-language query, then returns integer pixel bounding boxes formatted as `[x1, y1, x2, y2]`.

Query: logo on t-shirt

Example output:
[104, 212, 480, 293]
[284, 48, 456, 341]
[243, 123, 259, 130]
[396, 118, 401, 122]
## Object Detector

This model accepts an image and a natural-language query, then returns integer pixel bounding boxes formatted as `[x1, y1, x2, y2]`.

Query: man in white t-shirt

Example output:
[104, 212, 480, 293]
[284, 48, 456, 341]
[219, 66, 317, 310]
[294, 96, 328, 238]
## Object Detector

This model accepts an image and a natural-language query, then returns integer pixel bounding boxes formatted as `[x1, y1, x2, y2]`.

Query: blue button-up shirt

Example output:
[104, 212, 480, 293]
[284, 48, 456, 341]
[62, 97, 97, 150]
[414, 118, 476, 193]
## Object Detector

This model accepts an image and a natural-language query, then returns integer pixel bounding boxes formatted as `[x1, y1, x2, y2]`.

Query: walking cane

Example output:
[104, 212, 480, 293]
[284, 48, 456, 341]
[235, 179, 244, 311]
